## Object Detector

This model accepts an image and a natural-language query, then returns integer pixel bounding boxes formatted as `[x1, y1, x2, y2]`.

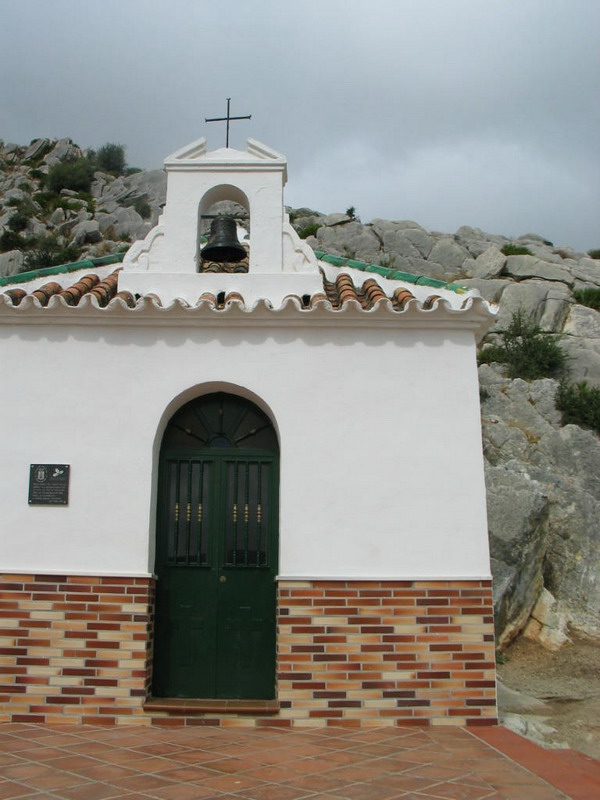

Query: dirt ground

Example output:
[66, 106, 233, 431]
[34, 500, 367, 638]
[498, 634, 600, 760]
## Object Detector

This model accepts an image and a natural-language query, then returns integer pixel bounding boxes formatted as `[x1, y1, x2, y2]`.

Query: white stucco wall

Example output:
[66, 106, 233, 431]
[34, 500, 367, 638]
[0, 320, 491, 580]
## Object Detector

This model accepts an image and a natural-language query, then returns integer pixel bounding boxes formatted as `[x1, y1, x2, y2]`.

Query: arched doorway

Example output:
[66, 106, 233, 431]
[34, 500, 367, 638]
[152, 392, 279, 699]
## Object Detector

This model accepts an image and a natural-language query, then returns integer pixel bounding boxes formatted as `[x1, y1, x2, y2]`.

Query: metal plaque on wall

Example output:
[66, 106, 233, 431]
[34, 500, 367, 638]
[28, 464, 70, 505]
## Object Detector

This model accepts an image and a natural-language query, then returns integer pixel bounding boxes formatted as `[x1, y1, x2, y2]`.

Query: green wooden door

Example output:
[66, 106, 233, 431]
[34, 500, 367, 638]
[153, 394, 278, 700]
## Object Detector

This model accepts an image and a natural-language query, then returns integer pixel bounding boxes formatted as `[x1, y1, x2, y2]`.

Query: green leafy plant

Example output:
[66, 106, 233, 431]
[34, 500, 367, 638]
[134, 197, 151, 219]
[298, 222, 321, 239]
[21, 235, 80, 270]
[46, 158, 94, 193]
[556, 380, 600, 435]
[95, 143, 127, 176]
[588, 249, 600, 260]
[501, 244, 533, 257]
[573, 288, 600, 311]
[7, 211, 30, 232]
[478, 309, 568, 380]
[346, 206, 356, 219]
[0, 230, 27, 252]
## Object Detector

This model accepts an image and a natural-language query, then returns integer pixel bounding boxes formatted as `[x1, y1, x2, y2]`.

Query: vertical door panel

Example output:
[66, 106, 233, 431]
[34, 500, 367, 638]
[154, 454, 277, 699]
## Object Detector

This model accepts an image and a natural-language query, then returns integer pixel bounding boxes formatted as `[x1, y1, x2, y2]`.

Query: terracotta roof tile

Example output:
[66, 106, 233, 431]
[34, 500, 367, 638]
[323, 274, 415, 311]
[0, 254, 496, 336]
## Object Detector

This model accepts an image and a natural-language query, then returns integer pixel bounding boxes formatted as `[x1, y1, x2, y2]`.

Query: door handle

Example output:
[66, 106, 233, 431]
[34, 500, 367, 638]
[219, 575, 227, 583]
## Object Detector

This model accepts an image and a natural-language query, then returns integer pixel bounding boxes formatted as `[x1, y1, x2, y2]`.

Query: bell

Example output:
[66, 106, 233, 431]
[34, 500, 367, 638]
[201, 217, 246, 263]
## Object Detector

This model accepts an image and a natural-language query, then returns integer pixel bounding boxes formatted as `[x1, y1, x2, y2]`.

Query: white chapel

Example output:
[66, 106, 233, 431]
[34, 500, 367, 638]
[0, 136, 499, 727]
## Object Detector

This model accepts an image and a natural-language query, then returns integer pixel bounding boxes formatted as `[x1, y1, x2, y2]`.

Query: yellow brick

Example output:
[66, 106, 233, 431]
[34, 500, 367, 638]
[382, 671, 415, 680]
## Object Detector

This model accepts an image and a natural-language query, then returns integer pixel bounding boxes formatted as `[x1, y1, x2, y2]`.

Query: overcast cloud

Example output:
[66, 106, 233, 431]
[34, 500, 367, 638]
[1, 0, 598, 249]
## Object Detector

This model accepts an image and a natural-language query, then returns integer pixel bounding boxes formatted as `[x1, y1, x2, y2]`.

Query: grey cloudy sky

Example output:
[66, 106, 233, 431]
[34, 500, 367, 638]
[1, 0, 598, 250]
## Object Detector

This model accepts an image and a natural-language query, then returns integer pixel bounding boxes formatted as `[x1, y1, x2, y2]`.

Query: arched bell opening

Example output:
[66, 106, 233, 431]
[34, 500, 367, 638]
[152, 391, 279, 700]
[197, 184, 250, 273]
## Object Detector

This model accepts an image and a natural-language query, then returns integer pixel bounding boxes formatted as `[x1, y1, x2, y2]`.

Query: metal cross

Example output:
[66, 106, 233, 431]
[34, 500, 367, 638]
[205, 98, 251, 148]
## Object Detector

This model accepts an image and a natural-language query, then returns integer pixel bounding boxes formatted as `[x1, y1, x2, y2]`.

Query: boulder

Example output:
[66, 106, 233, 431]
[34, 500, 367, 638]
[70, 220, 102, 246]
[472, 245, 506, 279]
[485, 463, 549, 646]
[0, 249, 24, 277]
[491, 280, 570, 332]
[428, 237, 469, 271]
[504, 254, 574, 286]
[23, 138, 50, 162]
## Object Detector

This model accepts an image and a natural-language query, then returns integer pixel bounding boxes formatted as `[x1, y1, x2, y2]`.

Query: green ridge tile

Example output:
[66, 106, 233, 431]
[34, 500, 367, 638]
[0, 253, 125, 287]
[389, 270, 419, 283]
[415, 276, 448, 288]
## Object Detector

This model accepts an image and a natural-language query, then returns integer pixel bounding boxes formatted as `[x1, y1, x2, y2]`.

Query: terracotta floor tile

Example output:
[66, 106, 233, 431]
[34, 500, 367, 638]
[16, 746, 67, 761]
[197, 772, 263, 791]
[158, 765, 218, 782]
[0, 783, 38, 800]
[370, 773, 441, 793]
[151, 785, 218, 800]
[0, 723, 592, 800]
[333, 782, 401, 800]
[201, 756, 256, 774]
[167, 750, 222, 765]
[110, 772, 175, 792]
[244, 764, 299, 782]
[0, 755, 25, 768]
[42, 754, 99, 771]
[1, 765, 51, 782]
[419, 781, 498, 799]
[410, 764, 473, 782]
[281, 772, 355, 793]
[73, 763, 138, 781]
[328, 763, 391, 781]
[50, 783, 123, 800]
[233, 785, 311, 800]
[488, 786, 566, 800]
[133, 743, 187, 756]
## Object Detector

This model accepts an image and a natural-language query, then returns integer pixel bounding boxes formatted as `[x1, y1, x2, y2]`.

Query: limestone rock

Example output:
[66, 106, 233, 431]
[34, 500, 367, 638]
[23, 138, 50, 161]
[485, 463, 548, 646]
[472, 245, 506, 279]
[491, 280, 571, 332]
[504, 254, 574, 286]
[0, 249, 24, 277]
[523, 588, 569, 650]
[428, 237, 469, 271]
[70, 220, 102, 246]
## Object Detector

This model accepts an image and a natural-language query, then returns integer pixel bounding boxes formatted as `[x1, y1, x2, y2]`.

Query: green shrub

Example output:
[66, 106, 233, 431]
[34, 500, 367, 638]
[124, 167, 142, 176]
[298, 222, 321, 239]
[501, 244, 533, 256]
[28, 168, 45, 181]
[21, 235, 80, 270]
[588, 249, 600, 260]
[573, 288, 600, 311]
[478, 344, 508, 366]
[46, 158, 94, 193]
[7, 211, 30, 232]
[346, 206, 356, 219]
[478, 309, 568, 380]
[0, 230, 27, 252]
[556, 381, 600, 434]
[96, 143, 126, 176]
[134, 197, 151, 219]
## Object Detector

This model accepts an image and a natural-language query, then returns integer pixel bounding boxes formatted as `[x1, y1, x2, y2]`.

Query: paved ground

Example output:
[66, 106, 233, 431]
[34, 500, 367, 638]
[0, 723, 598, 799]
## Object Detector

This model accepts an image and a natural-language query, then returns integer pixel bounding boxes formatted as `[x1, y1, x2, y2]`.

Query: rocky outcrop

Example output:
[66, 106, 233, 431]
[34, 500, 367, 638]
[481, 366, 600, 647]
[0, 138, 167, 276]
[2, 137, 599, 653]
[296, 214, 600, 650]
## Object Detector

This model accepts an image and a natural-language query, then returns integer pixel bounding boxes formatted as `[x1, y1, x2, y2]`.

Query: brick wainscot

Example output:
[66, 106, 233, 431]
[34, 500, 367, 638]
[0, 575, 497, 726]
